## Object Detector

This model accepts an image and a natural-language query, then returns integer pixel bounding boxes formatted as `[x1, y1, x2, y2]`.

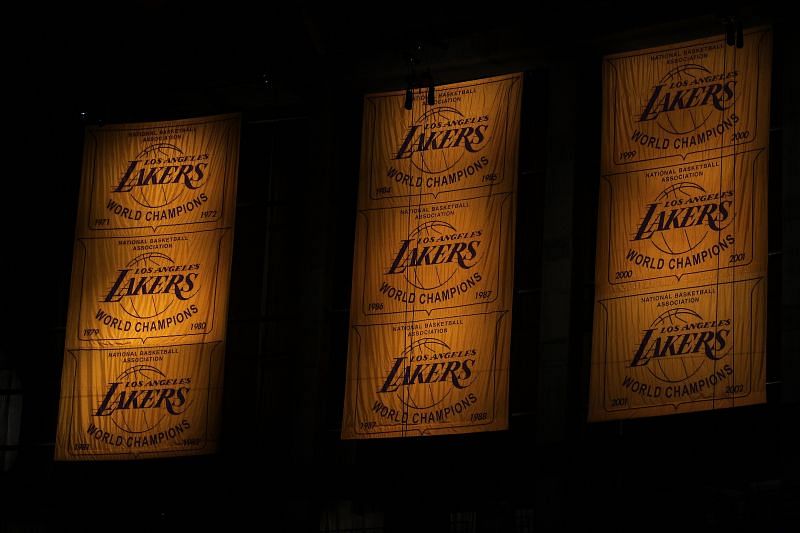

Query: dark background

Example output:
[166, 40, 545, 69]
[1, 2, 798, 531]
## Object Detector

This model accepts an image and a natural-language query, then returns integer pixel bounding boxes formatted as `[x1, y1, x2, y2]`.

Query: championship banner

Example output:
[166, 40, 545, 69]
[595, 151, 768, 294]
[57, 343, 225, 460]
[589, 31, 771, 421]
[342, 74, 522, 438]
[589, 278, 766, 418]
[56, 114, 240, 459]
[601, 28, 772, 174]
[67, 229, 232, 344]
[358, 74, 521, 206]
[353, 194, 514, 318]
[342, 313, 509, 438]
[76, 115, 239, 234]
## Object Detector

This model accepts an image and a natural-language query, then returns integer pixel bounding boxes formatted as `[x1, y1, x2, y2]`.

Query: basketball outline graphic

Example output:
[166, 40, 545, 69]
[398, 221, 478, 290]
[638, 308, 731, 383]
[102, 365, 190, 434]
[642, 64, 734, 136]
[397, 106, 488, 174]
[393, 338, 475, 410]
[639, 181, 732, 256]
[109, 252, 199, 320]
[117, 143, 202, 209]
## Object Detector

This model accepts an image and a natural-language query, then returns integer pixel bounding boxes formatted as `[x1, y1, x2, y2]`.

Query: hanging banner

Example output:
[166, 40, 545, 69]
[56, 343, 225, 460]
[77, 115, 239, 234]
[589, 31, 770, 421]
[589, 278, 766, 419]
[600, 28, 772, 174]
[353, 193, 514, 318]
[595, 151, 768, 294]
[67, 229, 232, 345]
[342, 312, 509, 438]
[358, 75, 520, 206]
[56, 114, 240, 459]
[342, 73, 522, 438]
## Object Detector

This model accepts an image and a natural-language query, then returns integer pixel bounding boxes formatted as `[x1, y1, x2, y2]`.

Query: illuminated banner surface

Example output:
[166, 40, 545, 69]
[56, 114, 240, 459]
[592, 278, 765, 416]
[58, 343, 225, 457]
[590, 30, 771, 420]
[342, 74, 522, 438]
[79, 115, 239, 232]
[600, 29, 771, 174]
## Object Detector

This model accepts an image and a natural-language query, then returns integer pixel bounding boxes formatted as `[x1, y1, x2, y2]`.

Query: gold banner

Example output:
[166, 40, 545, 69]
[55, 343, 224, 460]
[596, 151, 768, 294]
[359, 75, 521, 206]
[56, 114, 240, 459]
[342, 313, 509, 438]
[601, 28, 772, 174]
[342, 74, 522, 438]
[353, 194, 514, 318]
[67, 229, 232, 345]
[77, 115, 239, 235]
[590, 31, 770, 421]
[589, 278, 766, 419]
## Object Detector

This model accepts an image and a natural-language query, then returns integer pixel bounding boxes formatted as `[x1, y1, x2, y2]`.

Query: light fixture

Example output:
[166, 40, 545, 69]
[725, 19, 735, 47]
[736, 19, 744, 48]
[402, 41, 443, 111]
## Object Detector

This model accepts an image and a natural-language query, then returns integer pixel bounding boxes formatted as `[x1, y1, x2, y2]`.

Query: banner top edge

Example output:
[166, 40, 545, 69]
[602, 25, 772, 62]
[85, 112, 242, 132]
[364, 72, 524, 100]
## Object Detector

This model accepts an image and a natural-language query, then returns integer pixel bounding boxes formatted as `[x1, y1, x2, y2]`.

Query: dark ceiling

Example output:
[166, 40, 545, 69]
[11, 1, 788, 124]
